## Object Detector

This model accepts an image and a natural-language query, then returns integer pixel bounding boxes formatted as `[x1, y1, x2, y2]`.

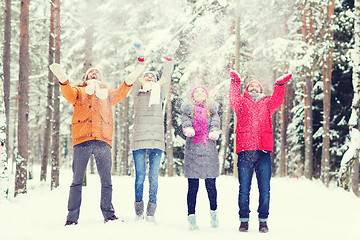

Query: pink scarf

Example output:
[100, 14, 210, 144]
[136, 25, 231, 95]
[193, 102, 208, 145]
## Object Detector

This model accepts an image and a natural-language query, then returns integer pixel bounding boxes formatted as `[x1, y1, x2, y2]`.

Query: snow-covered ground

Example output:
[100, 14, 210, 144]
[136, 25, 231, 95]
[1, 166, 359, 240]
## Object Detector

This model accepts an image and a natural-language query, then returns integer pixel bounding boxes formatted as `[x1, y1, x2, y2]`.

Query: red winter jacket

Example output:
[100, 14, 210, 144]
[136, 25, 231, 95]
[229, 79, 285, 153]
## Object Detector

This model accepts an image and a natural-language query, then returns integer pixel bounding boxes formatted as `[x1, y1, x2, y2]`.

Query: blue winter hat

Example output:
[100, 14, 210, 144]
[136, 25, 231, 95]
[143, 71, 158, 81]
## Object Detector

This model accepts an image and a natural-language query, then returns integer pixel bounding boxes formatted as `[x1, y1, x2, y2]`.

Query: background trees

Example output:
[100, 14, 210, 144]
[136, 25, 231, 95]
[0, 0, 359, 198]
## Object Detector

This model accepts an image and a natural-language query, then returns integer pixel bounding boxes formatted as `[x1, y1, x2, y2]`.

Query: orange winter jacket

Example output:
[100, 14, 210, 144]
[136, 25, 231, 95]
[59, 80, 132, 147]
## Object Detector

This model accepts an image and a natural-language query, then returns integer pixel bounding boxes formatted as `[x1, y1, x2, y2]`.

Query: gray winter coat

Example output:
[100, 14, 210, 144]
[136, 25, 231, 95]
[181, 101, 221, 179]
[130, 61, 174, 151]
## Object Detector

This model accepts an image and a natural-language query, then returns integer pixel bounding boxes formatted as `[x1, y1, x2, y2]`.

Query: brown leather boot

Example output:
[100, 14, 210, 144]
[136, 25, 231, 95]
[259, 222, 268, 233]
[239, 222, 249, 232]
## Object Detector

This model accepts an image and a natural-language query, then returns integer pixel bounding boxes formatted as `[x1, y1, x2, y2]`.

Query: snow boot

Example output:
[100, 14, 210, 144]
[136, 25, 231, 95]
[145, 201, 157, 223]
[104, 215, 118, 223]
[187, 214, 199, 230]
[64, 220, 77, 226]
[259, 221, 268, 233]
[210, 210, 219, 228]
[134, 200, 144, 221]
[239, 222, 249, 232]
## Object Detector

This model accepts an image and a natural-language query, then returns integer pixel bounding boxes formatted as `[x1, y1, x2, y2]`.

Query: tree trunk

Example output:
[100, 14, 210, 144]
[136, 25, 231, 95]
[301, 3, 314, 180]
[112, 104, 119, 175]
[0, 77, 8, 199]
[1, 0, 11, 199]
[41, 0, 55, 182]
[233, 13, 240, 178]
[321, 0, 334, 187]
[84, 24, 94, 71]
[3, 0, 11, 171]
[165, 85, 174, 176]
[352, 154, 359, 196]
[15, 0, 30, 197]
[220, 103, 231, 175]
[122, 98, 130, 175]
[51, 0, 61, 190]
[279, 82, 289, 177]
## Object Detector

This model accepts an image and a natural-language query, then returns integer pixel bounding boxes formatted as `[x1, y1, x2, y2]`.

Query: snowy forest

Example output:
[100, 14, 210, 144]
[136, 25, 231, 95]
[0, 0, 360, 201]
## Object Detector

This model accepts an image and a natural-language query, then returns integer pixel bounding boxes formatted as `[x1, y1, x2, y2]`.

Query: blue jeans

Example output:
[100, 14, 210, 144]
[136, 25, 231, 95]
[237, 150, 271, 222]
[133, 148, 162, 203]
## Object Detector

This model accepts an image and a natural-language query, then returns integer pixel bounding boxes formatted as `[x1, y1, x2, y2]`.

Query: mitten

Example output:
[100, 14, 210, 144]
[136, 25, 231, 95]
[209, 130, 222, 140]
[95, 87, 108, 100]
[275, 73, 293, 85]
[183, 127, 195, 137]
[85, 84, 96, 95]
[166, 39, 180, 61]
[85, 80, 101, 95]
[139, 82, 152, 92]
[134, 42, 144, 62]
[49, 63, 68, 83]
[125, 64, 145, 85]
[228, 68, 240, 82]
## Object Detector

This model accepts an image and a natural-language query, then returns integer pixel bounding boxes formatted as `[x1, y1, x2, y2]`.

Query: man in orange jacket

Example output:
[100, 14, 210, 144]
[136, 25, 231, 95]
[50, 63, 144, 225]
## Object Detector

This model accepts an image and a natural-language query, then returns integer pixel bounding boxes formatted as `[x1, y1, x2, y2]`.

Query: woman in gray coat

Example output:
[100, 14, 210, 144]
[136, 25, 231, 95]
[181, 85, 222, 230]
[130, 41, 177, 223]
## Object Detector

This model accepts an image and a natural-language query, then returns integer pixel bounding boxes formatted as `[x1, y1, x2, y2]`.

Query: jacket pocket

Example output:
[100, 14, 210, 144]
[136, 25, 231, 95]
[261, 131, 273, 149]
[101, 116, 114, 140]
[72, 117, 91, 140]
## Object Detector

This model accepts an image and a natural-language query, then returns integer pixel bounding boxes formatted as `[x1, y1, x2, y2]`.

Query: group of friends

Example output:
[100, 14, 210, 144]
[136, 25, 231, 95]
[49, 42, 292, 233]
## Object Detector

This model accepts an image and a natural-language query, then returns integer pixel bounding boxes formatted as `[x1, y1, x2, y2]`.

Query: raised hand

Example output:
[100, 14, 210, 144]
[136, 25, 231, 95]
[125, 64, 145, 85]
[134, 41, 144, 62]
[228, 68, 241, 82]
[49, 63, 68, 83]
[275, 73, 293, 85]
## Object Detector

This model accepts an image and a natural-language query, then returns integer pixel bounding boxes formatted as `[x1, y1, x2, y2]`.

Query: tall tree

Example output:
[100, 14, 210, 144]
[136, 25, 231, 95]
[338, 0, 360, 194]
[2, 0, 11, 173]
[301, 2, 314, 180]
[279, 79, 289, 177]
[51, 0, 61, 190]
[0, 77, 8, 199]
[165, 84, 174, 176]
[41, 0, 56, 182]
[232, 2, 240, 178]
[112, 104, 120, 175]
[15, 0, 30, 197]
[84, 24, 94, 71]
[320, 0, 335, 187]
[1, 0, 11, 199]
[122, 98, 130, 175]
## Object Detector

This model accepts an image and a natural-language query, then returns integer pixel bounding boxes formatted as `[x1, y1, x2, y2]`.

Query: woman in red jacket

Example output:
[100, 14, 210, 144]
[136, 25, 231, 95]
[228, 69, 292, 233]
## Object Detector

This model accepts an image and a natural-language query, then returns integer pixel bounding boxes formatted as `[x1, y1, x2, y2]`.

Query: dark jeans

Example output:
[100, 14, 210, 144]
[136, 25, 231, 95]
[237, 150, 271, 222]
[187, 178, 217, 215]
[67, 140, 115, 222]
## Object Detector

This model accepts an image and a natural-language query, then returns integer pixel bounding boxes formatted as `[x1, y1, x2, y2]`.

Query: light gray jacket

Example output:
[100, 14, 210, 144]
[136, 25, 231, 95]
[130, 61, 174, 151]
[181, 101, 221, 179]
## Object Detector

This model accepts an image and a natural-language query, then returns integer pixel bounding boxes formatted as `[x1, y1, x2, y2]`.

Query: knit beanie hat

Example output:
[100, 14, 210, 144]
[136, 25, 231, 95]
[245, 80, 264, 93]
[143, 71, 158, 81]
[190, 85, 209, 99]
